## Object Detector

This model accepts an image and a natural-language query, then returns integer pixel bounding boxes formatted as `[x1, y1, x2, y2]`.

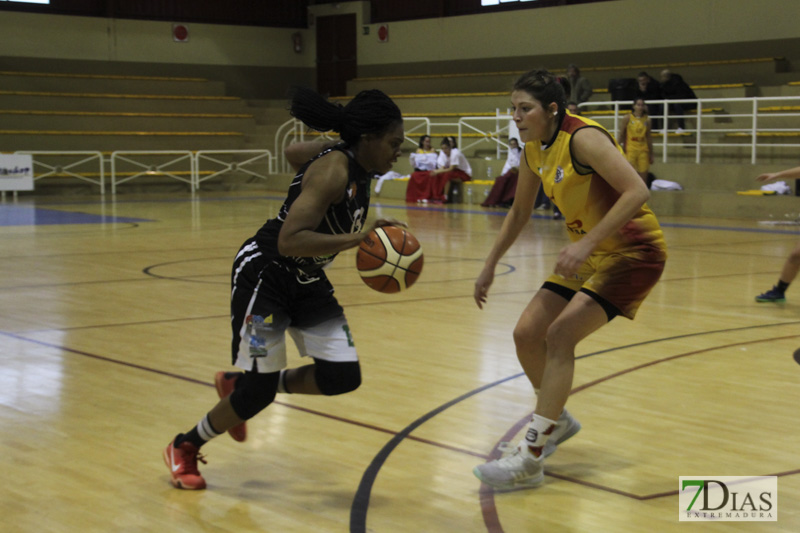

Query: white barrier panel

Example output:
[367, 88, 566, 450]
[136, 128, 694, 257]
[14, 151, 104, 194]
[0, 154, 34, 191]
[110, 150, 194, 194]
[195, 149, 274, 190]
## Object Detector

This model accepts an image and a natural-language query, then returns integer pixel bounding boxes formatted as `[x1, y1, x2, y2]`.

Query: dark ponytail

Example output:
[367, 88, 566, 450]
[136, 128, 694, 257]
[289, 87, 402, 146]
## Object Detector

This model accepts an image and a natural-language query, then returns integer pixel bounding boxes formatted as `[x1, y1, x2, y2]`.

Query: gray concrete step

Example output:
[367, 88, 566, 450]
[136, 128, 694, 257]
[0, 92, 248, 113]
[0, 111, 257, 133]
[648, 189, 799, 220]
[0, 72, 227, 96]
[348, 59, 785, 97]
[0, 131, 246, 152]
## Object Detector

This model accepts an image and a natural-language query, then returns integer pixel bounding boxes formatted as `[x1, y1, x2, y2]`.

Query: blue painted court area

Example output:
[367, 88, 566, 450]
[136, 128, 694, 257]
[0, 205, 152, 226]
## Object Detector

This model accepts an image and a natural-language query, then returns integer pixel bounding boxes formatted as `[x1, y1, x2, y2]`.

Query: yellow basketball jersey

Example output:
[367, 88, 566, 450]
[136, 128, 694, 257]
[525, 113, 666, 256]
[626, 113, 649, 151]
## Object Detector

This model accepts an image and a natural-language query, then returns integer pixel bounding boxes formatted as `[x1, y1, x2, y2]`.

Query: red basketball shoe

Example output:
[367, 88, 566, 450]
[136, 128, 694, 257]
[214, 371, 247, 442]
[163, 438, 207, 490]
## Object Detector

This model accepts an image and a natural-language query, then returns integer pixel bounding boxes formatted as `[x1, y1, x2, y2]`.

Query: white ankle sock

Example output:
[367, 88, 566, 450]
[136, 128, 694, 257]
[522, 413, 556, 457]
[196, 414, 223, 442]
[276, 369, 289, 393]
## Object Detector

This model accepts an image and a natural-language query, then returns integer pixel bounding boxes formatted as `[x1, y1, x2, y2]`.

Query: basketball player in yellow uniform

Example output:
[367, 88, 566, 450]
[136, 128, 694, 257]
[473, 70, 667, 491]
[618, 97, 654, 182]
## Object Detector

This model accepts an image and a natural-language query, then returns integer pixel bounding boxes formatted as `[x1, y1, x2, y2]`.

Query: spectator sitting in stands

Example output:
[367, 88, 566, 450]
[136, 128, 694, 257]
[566, 63, 593, 104]
[660, 69, 696, 133]
[431, 136, 472, 204]
[404, 135, 440, 202]
[481, 138, 522, 208]
[410, 134, 437, 172]
[635, 71, 663, 130]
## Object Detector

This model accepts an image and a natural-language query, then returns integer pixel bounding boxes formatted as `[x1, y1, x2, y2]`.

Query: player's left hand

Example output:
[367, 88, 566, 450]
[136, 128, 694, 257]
[366, 218, 407, 234]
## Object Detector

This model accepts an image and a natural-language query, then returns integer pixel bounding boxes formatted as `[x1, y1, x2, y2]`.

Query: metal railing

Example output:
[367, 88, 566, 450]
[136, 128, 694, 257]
[578, 96, 800, 164]
[14, 150, 104, 194]
[110, 150, 194, 195]
[195, 149, 274, 189]
[275, 110, 515, 169]
[12, 149, 275, 194]
[274, 95, 800, 169]
[12, 94, 799, 196]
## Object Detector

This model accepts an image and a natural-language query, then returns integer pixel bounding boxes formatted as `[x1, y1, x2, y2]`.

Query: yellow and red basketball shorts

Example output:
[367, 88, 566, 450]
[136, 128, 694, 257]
[544, 245, 665, 319]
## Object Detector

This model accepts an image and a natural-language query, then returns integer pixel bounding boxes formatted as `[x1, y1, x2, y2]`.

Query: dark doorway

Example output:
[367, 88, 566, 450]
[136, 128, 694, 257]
[316, 14, 357, 97]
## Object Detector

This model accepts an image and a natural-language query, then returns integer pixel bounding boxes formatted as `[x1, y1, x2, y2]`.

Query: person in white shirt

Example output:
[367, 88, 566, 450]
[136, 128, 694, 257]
[430, 136, 472, 203]
[405, 135, 441, 202]
[377, 135, 438, 196]
[409, 135, 438, 171]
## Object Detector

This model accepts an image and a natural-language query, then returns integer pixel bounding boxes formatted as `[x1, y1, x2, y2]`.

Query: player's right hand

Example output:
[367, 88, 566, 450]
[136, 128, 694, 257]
[474, 266, 495, 309]
[756, 172, 777, 183]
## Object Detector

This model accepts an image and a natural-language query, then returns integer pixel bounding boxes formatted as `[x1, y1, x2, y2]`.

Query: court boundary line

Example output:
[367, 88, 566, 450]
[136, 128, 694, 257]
[6, 194, 800, 235]
[478, 334, 800, 532]
[2, 324, 799, 532]
[0, 330, 489, 456]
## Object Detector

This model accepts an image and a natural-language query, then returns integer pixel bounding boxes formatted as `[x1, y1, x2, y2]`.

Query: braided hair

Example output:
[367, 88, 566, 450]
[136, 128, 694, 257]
[289, 87, 403, 146]
[513, 69, 571, 120]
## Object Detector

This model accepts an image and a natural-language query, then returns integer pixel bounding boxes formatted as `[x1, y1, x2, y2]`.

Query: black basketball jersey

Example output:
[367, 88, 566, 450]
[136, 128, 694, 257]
[254, 144, 373, 275]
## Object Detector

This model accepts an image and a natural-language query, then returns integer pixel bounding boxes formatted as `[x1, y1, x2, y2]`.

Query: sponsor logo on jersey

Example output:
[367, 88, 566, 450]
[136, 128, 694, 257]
[566, 219, 587, 235]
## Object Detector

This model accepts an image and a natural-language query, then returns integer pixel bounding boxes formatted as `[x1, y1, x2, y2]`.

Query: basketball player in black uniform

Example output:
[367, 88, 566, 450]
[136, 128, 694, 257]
[163, 87, 405, 489]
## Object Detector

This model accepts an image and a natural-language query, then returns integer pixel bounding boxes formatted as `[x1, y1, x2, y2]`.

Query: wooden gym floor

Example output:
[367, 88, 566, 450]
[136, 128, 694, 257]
[0, 191, 798, 532]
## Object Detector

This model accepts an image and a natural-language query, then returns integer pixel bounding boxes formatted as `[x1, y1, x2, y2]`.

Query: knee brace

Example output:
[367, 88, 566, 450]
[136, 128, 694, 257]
[228, 371, 279, 420]
[313, 359, 361, 396]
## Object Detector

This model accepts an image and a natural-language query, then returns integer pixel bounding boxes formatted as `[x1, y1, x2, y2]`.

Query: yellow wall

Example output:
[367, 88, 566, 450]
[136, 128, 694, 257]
[356, 0, 800, 66]
[0, 11, 313, 68]
[1, 0, 798, 86]
[3, 0, 799, 69]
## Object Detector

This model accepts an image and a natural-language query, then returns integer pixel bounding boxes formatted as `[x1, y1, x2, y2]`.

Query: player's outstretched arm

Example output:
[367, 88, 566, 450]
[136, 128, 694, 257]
[756, 165, 800, 183]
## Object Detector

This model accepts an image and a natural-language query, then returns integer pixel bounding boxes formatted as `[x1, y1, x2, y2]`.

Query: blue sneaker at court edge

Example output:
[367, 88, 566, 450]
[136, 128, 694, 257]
[755, 287, 786, 303]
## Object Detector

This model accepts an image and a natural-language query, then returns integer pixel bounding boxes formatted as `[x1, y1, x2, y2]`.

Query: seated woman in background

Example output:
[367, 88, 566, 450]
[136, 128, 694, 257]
[405, 135, 440, 203]
[481, 138, 522, 208]
[431, 136, 472, 203]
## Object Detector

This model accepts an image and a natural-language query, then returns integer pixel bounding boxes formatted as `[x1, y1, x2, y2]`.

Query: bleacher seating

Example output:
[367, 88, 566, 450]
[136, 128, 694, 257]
[0, 78, 254, 152]
[0, 69, 278, 192]
[335, 56, 800, 217]
[3, 55, 799, 217]
[348, 57, 785, 98]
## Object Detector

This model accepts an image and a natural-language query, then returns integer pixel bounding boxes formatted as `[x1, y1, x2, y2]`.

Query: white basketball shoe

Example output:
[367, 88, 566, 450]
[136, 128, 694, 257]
[473, 409, 581, 491]
[473, 443, 544, 491]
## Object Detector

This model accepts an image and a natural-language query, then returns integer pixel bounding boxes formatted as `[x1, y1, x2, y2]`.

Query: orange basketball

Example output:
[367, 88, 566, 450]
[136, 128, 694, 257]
[356, 226, 423, 293]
